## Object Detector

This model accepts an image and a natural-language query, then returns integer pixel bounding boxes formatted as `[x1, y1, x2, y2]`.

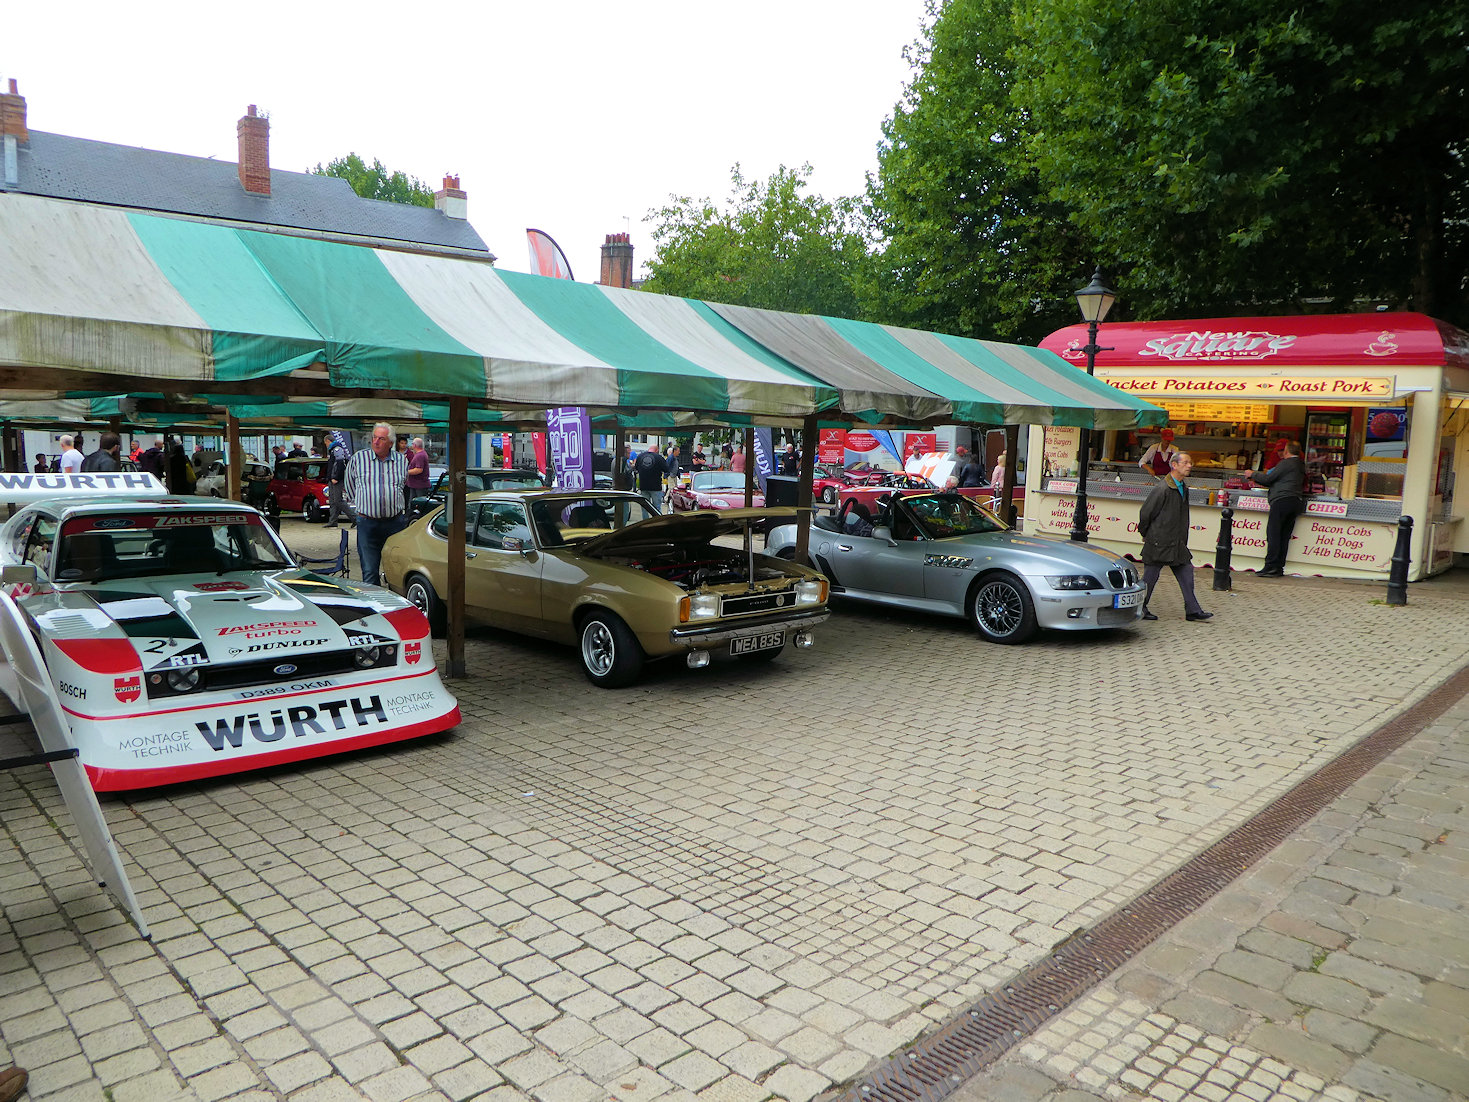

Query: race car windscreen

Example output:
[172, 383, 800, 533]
[56, 511, 293, 582]
[903, 494, 1007, 538]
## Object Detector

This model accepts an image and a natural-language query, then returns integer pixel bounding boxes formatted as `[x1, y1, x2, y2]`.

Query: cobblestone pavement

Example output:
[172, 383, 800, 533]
[1, 515, 1467, 1102]
[953, 691, 1469, 1102]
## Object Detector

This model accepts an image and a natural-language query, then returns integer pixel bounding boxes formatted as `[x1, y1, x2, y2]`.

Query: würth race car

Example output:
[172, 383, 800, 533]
[0, 476, 460, 791]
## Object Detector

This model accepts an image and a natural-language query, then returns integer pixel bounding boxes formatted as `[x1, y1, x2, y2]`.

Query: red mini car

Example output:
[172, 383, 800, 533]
[268, 458, 333, 522]
[812, 462, 889, 505]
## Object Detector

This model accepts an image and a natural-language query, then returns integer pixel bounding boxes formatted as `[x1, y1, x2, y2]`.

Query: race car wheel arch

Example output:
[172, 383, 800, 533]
[577, 609, 644, 689]
[404, 573, 447, 638]
[968, 570, 1038, 645]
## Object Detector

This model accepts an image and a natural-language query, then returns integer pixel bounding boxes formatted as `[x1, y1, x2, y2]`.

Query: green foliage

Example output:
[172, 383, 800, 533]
[642, 165, 874, 318]
[868, 0, 1468, 329]
[311, 154, 435, 208]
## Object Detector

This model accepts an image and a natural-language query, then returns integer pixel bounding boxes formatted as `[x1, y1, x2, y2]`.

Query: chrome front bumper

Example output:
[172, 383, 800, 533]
[668, 607, 829, 649]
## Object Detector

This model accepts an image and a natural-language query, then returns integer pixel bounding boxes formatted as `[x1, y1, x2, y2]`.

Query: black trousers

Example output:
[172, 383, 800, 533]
[1264, 496, 1306, 573]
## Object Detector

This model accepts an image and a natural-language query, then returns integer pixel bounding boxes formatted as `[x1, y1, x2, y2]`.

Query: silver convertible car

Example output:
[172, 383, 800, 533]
[765, 491, 1145, 643]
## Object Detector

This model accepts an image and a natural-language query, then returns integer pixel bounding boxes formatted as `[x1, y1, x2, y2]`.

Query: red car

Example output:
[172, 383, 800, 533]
[268, 458, 333, 522]
[812, 462, 889, 505]
[669, 471, 765, 511]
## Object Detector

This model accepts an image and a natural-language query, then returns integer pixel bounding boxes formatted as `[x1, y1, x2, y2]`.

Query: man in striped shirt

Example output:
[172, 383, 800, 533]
[344, 422, 409, 586]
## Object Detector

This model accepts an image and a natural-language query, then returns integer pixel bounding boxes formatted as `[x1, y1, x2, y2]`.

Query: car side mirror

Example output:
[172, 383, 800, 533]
[3, 564, 37, 584]
[502, 537, 533, 556]
[872, 526, 897, 547]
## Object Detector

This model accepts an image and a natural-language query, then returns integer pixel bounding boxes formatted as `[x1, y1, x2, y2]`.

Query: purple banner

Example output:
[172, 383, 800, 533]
[545, 407, 594, 490]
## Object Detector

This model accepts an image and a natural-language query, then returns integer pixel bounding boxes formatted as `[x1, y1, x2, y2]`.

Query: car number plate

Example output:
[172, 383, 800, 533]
[1114, 591, 1143, 609]
[731, 631, 784, 655]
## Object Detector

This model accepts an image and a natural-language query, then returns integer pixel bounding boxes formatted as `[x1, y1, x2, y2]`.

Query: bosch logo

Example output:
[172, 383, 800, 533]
[273, 664, 298, 676]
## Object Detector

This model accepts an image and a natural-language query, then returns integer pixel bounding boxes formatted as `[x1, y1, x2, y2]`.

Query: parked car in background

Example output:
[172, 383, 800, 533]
[268, 458, 333, 522]
[408, 468, 549, 518]
[669, 471, 765, 512]
[196, 460, 229, 497]
[381, 490, 829, 687]
[765, 490, 1143, 644]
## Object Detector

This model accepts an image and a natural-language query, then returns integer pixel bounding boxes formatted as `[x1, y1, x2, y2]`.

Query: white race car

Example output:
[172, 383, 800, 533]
[0, 480, 460, 791]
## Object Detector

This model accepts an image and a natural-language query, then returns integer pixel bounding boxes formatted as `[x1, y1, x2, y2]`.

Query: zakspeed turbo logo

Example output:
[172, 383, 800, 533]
[218, 621, 317, 635]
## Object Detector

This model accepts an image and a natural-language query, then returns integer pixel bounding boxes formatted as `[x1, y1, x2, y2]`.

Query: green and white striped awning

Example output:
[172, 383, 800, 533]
[0, 193, 1164, 430]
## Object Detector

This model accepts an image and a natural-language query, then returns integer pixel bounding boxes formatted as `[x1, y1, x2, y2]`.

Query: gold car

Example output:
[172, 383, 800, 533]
[379, 490, 830, 687]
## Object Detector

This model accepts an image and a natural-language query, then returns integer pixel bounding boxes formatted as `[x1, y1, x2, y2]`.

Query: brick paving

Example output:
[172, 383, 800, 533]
[1, 516, 1467, 1101]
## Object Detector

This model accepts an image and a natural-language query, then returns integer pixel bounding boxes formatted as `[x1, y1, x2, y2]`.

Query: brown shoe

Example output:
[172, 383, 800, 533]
[0, 1066, 29, 1102]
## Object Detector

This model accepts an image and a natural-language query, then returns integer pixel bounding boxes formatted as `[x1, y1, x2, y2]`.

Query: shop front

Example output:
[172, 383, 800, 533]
[1029, 313, 1469, 581]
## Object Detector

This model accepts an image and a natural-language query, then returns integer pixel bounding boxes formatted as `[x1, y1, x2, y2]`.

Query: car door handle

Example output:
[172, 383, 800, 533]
[837, 544, 853, 552]
[465, 552, 476, 559]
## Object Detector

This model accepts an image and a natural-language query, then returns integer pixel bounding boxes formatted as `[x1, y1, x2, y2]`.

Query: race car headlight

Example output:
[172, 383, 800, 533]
[1046, 574, 1101, 591]
[795, 579, 825, 605]
[353, 645, 381, 669]
[165, 668, 201, 693]
[688, 593, 721, 620]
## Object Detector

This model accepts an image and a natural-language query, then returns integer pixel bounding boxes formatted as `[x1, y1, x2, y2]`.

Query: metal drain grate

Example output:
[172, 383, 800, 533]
[840, 663, 1469, 1102]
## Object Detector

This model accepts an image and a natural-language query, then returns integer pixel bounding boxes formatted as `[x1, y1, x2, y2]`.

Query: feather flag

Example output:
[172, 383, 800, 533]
[526, 229, 575, 281]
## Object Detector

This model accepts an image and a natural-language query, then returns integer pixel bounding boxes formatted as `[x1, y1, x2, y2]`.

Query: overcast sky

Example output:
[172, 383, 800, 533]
[8, 0, 931, 282]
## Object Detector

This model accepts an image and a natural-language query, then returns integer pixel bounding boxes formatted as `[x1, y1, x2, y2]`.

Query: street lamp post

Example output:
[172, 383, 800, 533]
[1069, 268, 1116, 543]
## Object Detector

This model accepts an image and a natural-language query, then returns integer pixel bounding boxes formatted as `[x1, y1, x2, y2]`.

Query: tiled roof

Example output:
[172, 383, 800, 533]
[2, 130, 491, 255]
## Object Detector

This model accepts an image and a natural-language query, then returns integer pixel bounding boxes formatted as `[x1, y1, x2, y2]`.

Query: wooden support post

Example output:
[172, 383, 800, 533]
[225, 415, 242, 501]
[743, 428, 755, 507]
[1003, 424, 1020, 528]
[446, 397, 469, 678]
[795, 415, 818, 565]
[614, 426, 627, 490]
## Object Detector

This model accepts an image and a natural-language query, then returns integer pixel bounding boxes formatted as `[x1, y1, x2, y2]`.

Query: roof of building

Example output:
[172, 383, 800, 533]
[3, 130, 491, 256]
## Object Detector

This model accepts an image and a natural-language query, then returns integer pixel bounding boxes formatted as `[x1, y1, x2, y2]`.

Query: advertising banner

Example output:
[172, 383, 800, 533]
[752, 427, 775, 493]
[545, 408, 594, 490]
[818, 429, 847, 465]
[903, 432, 937, 463]
[530, 432, 547, 476]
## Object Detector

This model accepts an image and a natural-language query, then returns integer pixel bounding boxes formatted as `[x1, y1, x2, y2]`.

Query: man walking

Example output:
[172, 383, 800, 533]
[139, 438, 165, 480]
[1137, 452, 1212, 622]
[405, 437, 431, 515]
[325, 439, 351, 528]
[1245, 440, 1307, 576]
[80, 432, 122, 473]
[634, 441, 667, 513]
[343, 422, 409, 586]
[57, 434, 83, 474]
[664, 443, 682, 497]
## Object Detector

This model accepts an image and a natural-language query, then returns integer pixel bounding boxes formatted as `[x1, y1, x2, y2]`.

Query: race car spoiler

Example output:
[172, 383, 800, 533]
[0, 472, 167, 503]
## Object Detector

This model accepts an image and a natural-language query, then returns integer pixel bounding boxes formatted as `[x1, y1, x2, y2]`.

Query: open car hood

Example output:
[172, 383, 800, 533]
[577, 507, 802, 555]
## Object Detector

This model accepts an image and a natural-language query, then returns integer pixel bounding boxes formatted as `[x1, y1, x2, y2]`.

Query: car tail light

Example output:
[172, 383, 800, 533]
[382, 605, 429, 640]
[50, 637, 141, 674]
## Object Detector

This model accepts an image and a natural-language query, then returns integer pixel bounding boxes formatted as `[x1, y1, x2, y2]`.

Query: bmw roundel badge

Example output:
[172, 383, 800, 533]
[273, 663, 298, 676]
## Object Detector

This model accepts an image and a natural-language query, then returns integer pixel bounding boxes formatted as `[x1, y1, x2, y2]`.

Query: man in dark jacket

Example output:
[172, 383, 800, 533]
[80, 432, 122, 473]
[139, 438, 166, 479]
[1245, 440, 1307, 576]
[956, 449, 987, 488]
[325, 443, 351, 527]
[634, 442, 667, 513]
[1137, 452, 1211, 622]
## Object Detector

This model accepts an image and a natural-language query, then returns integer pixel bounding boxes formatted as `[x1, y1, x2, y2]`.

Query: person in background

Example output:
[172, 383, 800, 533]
[80, 432, 122, 473]
[129, 441, 143, 462]
[1245, 440, 1307, 577]
[288, 440, 308, 458]
[31, 453, 48, 473]
[664, 443, 681, 495]
[165, 442, 195, 494]
[405, 437, 431, 515]
[57, 434, 83, 474]
[1138, 427, 1179, 480]
[990, 453, 1007, 511]
[271, 444, 287, 463]
[325, 439, 351, 528]
[957, 449, 987, 488]
[730, 445, 746, 473]
[139, 438, 165, 480]
[690, 445, 707, 472]
[634, 441, 668, 513]
[1138, 452, 1211, 622]
[779, 443, 799, 475]
[344, 422, 409, 586]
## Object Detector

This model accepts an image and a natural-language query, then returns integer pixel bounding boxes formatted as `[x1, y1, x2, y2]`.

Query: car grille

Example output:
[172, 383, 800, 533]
[720, 590, 798, 617]
[1107, 567, 1138, 589]
[207, 651, 358, 690]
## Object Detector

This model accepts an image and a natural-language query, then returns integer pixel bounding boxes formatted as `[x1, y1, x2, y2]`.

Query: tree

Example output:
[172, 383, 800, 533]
[641, 165, 874, 318]
[310, 154, 435, 207]
[867, 0, 1091, 342]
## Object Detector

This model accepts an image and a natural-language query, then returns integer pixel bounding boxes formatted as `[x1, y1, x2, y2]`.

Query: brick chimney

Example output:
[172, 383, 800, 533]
[236, 105, 270, 196]
[434, 174, 467, 220]
[1, 79, 25, 188]
[599, 233, 634, 289]
[0, 79, 28, 144]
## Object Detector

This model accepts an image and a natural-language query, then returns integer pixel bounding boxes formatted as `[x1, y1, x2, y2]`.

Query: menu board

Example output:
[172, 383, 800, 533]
[1043, 426, 1081, 479]
[1157, 401, 1272, 423]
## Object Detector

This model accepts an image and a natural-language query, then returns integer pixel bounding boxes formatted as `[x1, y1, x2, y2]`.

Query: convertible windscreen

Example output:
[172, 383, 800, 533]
[902, 494, 1008, 538]
[56, 512, 293, 581]
[690, 473, 746, 492]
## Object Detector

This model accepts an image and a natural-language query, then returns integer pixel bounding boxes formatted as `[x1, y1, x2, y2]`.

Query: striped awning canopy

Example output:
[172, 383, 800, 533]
[0, 193, 1165, 430]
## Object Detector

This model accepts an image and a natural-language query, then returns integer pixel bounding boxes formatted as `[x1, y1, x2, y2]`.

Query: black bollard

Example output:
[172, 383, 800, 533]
[1213, 507, 1234, 591]
[1386, 514, 1413, 606]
